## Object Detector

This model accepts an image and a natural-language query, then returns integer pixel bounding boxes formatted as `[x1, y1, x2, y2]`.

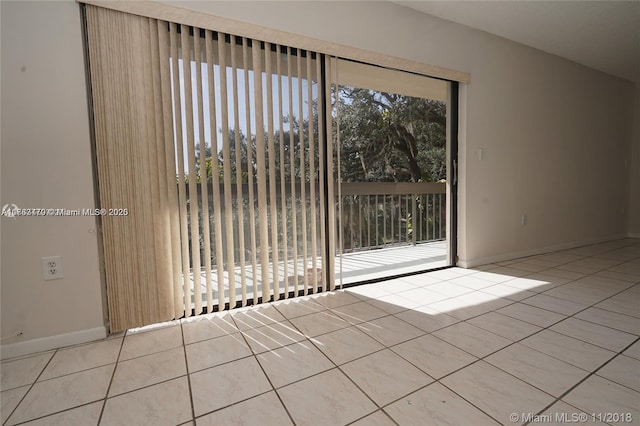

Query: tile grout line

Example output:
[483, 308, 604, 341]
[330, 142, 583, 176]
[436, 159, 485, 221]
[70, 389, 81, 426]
[530, 267, 639, 335]
[4, 341, 123, 426]
[499, 293, 638, 355]
[286, 316, 396, 425]
[106, 341, 184, 365]
[455, 262, 639, 422]
[233, 301, 402, 425]
[373, 317, 623, 422]
[243, 313, 299, 426]
[463, 272, 637, 380]
[178, 321, 197, 426]
[185, 305, 382, 423]
[4, 321, 633, 426]
[345, 410, 397, 426]
[190, 388, 279, 424]
[193, 245, 636, 425]
[366, 312, 545, 425]
[5, 358, 131, 389]
[3, 239, 637, 426]
[589, 353, 640, 395]
[401, 271, 638, 399]
[579, 286, 640, 320]
[377, 332, 507, 425]
[207, 307, 299, 426]
[364, 248, 639, 425]
[96, 331, 126, 426]
[2, 349, 58, 426]
[490, 257, 639, 330]
[234, 272, 627, 376]
[533, 273, 637, 304]
[85, 373, 193, 403]
[500, 241, 635, 281]
[7, 402, 106, 426]
[271, 304, 387, 425]
[526, 336, 640, 426]
[276, 291, 542, 425]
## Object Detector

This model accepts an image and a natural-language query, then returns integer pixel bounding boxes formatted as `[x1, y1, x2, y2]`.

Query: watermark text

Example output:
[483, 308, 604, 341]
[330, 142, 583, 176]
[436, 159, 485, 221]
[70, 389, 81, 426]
[2, 204, 128, 218]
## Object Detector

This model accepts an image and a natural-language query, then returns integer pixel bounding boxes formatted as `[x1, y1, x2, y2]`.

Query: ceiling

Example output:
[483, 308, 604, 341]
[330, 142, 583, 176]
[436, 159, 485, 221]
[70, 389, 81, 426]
[392, 1, 640, 83]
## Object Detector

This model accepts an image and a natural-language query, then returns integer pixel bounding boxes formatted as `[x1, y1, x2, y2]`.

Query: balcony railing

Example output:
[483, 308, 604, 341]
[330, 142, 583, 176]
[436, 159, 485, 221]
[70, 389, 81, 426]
[183, 181, 446, 265]
[182, 181, 447, 305]
[340, 182, 446, 253]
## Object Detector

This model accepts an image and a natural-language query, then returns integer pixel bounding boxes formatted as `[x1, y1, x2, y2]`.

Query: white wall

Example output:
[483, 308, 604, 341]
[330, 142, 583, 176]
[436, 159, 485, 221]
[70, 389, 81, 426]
[1, 1, 105, 358]
[161, 1, 635, 264]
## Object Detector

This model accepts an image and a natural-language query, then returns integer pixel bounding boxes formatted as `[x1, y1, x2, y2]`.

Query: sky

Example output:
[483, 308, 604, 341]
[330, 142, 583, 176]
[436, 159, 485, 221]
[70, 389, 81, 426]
[170, 57, 319, 172]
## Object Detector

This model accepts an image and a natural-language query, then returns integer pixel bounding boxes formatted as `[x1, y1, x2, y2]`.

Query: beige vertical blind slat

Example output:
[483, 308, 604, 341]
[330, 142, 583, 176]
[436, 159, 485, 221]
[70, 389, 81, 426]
[231, 35, 248, 307]
[204, 31, 226, 311]
[135, 19, 153, 323]
[265, 43, 280, 302]
[86, 6, 179, 331]
[218, 34, 237, 309]
[307, 54, 318, 293]
[194, 32, 213, 313]
[144, 21, 163, 315]
[327, 56, 337, 291]
[170, 24, 191, 315]
[148, 20, 175, 319]
[181, 25, 202, 316]
[287, 48, 299, 296]
[297, 52, 308, 294]
[151, 18, 176, 317]
[327, 58, 344, 290]
[253, 43, 271, 303]
[242, 38, 259, 303]
[317, 57, 327, 291]
[157, 21, 184, 319]
[276, 45, 289, 299]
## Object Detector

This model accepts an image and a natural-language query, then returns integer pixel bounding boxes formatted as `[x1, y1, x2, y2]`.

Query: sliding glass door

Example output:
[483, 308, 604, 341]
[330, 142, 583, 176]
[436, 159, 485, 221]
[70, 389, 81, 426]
[86, 4, 458, 330]
[331, 59, 457, 286]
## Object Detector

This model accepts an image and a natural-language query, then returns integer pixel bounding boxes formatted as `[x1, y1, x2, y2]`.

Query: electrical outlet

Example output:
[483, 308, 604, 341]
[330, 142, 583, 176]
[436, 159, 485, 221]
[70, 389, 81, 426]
[42, 256, 63, 281]
[521, 214, 527, 226]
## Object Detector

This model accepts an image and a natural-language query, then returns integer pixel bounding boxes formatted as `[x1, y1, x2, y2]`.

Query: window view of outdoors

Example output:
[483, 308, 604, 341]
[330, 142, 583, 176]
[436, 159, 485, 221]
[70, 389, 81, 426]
[338, 87, 447, 184]
[172, 41, 326, 304]
[337, 86, 448, 254]
[170, 35, 448, 304]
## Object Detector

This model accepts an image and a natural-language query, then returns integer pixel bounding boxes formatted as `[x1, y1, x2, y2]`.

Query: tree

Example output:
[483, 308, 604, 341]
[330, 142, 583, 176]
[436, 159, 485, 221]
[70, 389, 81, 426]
[183, 85, 448, 263]
[337, 87, 446, 183]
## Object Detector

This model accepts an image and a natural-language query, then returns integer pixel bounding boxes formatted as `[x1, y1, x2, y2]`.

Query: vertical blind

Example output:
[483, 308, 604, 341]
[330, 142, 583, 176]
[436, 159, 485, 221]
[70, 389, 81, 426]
[86, 5, 337, 331]
[86, 6, 180, 331]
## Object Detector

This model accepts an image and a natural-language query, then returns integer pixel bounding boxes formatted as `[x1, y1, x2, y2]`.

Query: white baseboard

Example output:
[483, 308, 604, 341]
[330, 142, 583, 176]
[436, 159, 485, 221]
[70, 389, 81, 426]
[1, 326, 107, 360]
[458, 233, 629, 268]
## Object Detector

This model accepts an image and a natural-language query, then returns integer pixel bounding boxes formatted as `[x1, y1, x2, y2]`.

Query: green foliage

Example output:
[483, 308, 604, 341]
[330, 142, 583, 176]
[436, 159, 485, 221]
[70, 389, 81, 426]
[338, 87, 446, 183]
[180, 87, 446, 186]
[179, 86, 448, 265]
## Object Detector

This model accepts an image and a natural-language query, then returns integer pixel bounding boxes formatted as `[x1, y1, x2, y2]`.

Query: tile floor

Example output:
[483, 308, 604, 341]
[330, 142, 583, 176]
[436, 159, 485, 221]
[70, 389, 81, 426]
[2, 238, 639, 425]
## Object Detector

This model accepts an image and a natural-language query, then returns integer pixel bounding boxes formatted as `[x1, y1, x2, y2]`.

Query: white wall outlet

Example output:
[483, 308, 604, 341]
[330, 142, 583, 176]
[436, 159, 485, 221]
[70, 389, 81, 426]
[521, 214, 527, 226]
[42, 256, 63, 281]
